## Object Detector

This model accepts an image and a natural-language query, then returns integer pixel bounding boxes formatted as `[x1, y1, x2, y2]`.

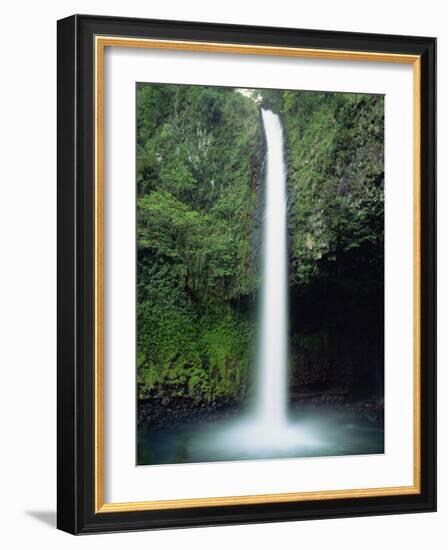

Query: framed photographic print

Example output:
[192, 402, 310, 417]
[57, 14, 436, 534]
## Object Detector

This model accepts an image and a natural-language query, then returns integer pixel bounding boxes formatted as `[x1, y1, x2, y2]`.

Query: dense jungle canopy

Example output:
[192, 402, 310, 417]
[136, 84, 384, 406]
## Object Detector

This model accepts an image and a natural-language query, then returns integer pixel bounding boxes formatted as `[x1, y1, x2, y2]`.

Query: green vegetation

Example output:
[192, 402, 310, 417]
[281, 91, 384, 287]
[137, 84, 384, 404]
[137, 84, 262, 401]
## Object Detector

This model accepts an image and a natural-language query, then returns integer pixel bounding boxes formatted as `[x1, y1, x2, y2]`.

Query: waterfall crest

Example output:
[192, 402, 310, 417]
[257, 109, 288, 429]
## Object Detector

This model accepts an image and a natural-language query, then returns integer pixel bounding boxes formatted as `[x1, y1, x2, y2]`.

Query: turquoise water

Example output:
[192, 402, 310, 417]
[137, 407, 384, 466]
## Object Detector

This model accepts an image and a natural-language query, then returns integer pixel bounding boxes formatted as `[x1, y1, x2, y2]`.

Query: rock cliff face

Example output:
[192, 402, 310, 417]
[280, 91, 384, 402]
[136, 84, 384, 410]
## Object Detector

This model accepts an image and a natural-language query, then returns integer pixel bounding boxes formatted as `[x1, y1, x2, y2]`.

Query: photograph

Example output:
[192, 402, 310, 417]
[0, 0, 442, 543]
[55, 13, 436, 534]
[136, 83, 385, 466]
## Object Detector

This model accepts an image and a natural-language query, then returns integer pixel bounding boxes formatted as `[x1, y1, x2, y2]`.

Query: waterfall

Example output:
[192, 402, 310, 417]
[257, 109, 288, 429]
[206, 111, 322, 454]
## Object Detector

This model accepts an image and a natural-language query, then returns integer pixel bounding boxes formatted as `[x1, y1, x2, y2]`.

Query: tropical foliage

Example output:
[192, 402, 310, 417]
[136, 83, 384, 403]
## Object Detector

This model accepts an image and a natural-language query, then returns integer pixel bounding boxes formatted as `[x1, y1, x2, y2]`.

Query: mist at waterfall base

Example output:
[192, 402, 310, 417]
[137, 110, 384, 466]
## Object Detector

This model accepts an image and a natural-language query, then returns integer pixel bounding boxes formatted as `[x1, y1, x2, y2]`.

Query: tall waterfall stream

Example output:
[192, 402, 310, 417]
[257, 109, 288, 429]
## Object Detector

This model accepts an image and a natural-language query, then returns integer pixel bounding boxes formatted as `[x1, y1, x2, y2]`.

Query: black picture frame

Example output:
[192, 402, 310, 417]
[57, 14, 436, 534]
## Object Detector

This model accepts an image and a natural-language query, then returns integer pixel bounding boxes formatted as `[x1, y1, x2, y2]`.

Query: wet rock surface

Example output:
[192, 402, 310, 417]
[137, 396, 243, 431]
[138, 392, 384, 431]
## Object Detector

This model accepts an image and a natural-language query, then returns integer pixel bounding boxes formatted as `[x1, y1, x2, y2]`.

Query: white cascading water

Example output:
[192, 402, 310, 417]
[257, 109, 288, 429]
[207, 108, 320, 455]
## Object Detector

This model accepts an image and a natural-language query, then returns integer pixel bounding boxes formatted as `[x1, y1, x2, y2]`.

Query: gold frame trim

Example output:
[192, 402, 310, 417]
[94, 36, 421, 513]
